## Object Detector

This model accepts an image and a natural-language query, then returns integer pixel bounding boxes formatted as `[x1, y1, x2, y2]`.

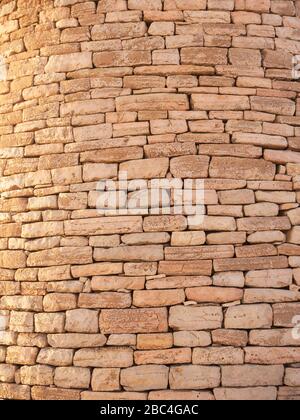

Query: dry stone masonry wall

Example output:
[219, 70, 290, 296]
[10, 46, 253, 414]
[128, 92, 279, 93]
[0, 0, 300, 401]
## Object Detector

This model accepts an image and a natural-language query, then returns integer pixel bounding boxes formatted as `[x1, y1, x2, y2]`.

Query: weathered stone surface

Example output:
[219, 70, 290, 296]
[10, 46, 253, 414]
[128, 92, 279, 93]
[71, 263, 123, 278]
[173, 331, 211, 348]
[212, 330, 248, 347]
[245, 269, 293, 289]
[74, 348, 133, 368]
[137, 333, 173, 350]
[91, 276, 145, 292]
[135, 348, 192, 365]
[0, 364, 16, 382]
[54, 367, 91, 389]
[144, 216, 187, 232]
[159, 260, 213, 276]
[133, 290, 185, 307]
[31, 386, 80, 401]
[222, 365, 284, 387]
[0, 296, 43, 312]
[27, 248, 92, 267]
[92, 22, 147, 40]
[36, 349, 73, 367]
[244, 289, 300, 304]
[165, 245, 234, 261]
[116, 94, 189, 111]
[91, 368, 120, 392]
[210, 157, 275, 180]
[251, 97, 295, 116]
[169, 306, 223, 331]
[81, 390, 147, 400]
[20, 365, 54, 386]
[192, 94, 250, 111]
[78, 292, 131, 309]
[65, 309, 99, 333]
[94, 246, 164, 262]
[213, 272, 245, 288]
[245, 347, 300, 365]
[64, 217, 143, 236]
[120, 158, 169, 179]
[45, 53, 92, 73]
[48, 334, 106, 349]
[171, 232, 206, 246]
[225, 304, 273, 329]
[100, 308, 168, 334]
[249, 329, 300, 347]
[170, 365, 220, 390]
[149, 390, 214, 400]
[186, 287, 243, 303]
[0, 251, 26, 269]
[170, 156, 209, 178]
[214, 387, 277, 401]
[121, 365, 169, 391]
[285, 369, 300, 387]
[0, 383, 31, 400]
[273, 303, 300, 328]
[6, 347, 38, 366]
[43, 294, 77, 312]
[214, 256, 288, 272]
[193, 347, 244, 365]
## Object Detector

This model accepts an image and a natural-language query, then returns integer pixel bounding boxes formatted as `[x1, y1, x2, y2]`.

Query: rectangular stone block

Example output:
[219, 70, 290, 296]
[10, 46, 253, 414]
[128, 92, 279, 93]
[193, 347, 244, 365]
[249, 329, 300, 347]
[165, 245, 234, 260]
[54, 367, 91, 389]
[94, 246, 164, 262]
[91, 276, 144, 291]
[225, 304, 273, 329]
[214, 387, 277, 401]
[222, 365, 284, 387]
[31, 386, 80, 401]
[181, 47, 228, 65]
[121, 365, 169, 391]
[170, 365, 220, 390]
[71, 263, 123, 278]
[210, 157, 276, 180]
[0, 383, 31, 400]
[92, 22, 147, 40]
[64, 217, 143, 236]
[94, 51, 151, 67]
[116, 94, 189, 111]
[45, 52, 92, 73]
[27, 247, 92, 267]
[134, 348, 192, 365]
[73, 348, 133, 368]
[91, 368, 120, 392]
[78, 293, 131, 309]
[169, 306, 223, 331]
[0, 251, 26, 269]
[273, 303, 300, 327]
[159, 261, 213, 276]
[133, 290, 185, 308]
[186, 287, 243, 303]
[214, 256, 288, 272]
[47, 334, 106, 349]
[120, 158, 169, 179]
[100, 308, 168, 334]
[192, 94, 250, 111]
[245, 348, 300, 365]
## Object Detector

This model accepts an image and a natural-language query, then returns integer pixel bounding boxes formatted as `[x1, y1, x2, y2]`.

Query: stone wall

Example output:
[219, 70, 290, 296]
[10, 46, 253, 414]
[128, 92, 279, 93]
[0, 0, 300, 401]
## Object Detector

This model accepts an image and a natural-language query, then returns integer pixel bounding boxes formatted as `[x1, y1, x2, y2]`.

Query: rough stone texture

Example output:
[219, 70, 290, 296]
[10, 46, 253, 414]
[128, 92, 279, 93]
[0, 0, 299, 402]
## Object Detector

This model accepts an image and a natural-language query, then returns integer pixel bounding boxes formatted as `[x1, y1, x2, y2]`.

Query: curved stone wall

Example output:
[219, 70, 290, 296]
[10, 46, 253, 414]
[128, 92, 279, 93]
[0, 0, 300, 400]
